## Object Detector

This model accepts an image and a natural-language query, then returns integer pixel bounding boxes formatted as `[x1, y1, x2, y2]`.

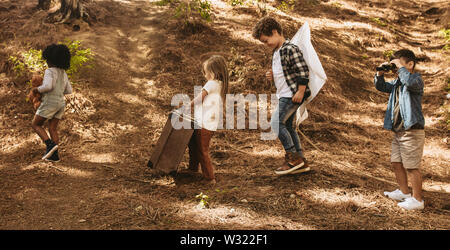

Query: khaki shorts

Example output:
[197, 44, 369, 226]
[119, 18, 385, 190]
[391, 129, 425, 169]
[36, 101, 65, 120]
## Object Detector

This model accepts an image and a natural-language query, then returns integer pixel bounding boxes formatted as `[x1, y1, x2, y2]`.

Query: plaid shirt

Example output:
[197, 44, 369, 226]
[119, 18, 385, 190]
[277, 40, 310, 103]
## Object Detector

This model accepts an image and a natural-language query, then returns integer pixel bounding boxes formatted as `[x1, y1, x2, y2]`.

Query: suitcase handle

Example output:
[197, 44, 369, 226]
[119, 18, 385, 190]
[170, 109, 200, 128]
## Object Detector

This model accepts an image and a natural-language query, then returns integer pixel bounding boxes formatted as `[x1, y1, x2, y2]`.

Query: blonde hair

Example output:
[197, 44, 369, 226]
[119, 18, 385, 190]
[203, 55, 229, 101]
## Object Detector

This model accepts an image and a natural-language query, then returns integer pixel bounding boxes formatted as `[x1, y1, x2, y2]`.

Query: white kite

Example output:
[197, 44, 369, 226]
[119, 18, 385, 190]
[291, 22, 327, 126]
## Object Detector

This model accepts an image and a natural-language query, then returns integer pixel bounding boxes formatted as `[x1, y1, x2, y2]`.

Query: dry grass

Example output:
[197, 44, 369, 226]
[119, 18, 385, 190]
[0, 0, 449, 230]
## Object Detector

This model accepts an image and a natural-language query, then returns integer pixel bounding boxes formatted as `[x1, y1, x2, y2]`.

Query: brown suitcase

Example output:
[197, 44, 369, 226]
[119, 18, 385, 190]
[147, 110, 197, 174]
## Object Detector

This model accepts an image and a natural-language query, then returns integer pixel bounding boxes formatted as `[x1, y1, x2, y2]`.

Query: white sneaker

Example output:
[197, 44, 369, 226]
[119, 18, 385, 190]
[383, 189, 411, 201]
[398, 197, 424, 210]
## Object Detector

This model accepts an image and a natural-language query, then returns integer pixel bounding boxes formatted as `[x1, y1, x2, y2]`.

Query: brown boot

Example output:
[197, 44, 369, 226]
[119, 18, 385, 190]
[288, 155, 311, 174]
[286, 152, 304, 168]
[289, 152, 309, 168]
[275, 152, 305, 175]
[302, 157, 309, 168]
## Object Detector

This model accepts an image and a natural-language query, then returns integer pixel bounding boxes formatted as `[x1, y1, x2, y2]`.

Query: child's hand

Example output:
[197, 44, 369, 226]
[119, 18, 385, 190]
[265, 70, 273, 82]
[390, 59, 403, 69]
[177, 104, 190, 114]
[292, 88, 305, 104]
[376, 63, 387, 76]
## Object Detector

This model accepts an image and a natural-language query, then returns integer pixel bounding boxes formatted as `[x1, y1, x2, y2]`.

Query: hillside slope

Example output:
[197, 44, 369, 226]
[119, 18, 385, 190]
[0, 0, 449, 229]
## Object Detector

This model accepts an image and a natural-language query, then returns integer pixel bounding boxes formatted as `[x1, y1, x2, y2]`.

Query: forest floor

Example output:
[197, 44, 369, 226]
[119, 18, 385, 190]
[0, 0, 449, 229]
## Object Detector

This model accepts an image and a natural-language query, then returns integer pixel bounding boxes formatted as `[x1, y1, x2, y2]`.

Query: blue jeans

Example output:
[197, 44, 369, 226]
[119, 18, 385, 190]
[270, 97, 303, 157]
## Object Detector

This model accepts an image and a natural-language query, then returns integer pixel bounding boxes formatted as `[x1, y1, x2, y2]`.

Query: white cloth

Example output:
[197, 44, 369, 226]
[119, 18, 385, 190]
[38, 68, 72, 94]
[290, 22, 327, 126]
[194, 80, 222, 131]
[272, 47, 293, 99]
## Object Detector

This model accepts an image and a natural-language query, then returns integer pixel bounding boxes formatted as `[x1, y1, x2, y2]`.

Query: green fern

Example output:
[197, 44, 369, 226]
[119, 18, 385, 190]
[60, 39, 94, 79]
[8, 40, 94, 82]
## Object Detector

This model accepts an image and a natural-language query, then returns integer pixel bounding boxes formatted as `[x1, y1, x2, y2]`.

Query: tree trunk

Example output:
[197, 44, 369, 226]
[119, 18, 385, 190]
[37, 0, 51, 10]
[58, 0, 83, 23]
[38, 0, 89, 23]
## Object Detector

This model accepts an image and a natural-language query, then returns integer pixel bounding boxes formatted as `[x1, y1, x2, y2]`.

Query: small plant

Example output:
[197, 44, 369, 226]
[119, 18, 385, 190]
[229, 0, 245, 6]
[370, 17, 387, 27]
[331, 1, 343, 8]
[22, 48, 46, 73]
[8, 40, 94, 82]
[61, 39, 94, 79]
[375, 34, 385, 41]
[173, 0, 212, 24]
[9, 48, 47, 77]
[277, 0, 295, 12]
[439, 28, 450, 51]
[383, 50, 394, 59]
[195, 192, 210, 209]
[197, 0, 212, 21]
[439, 28, 450, 42]
[9, 56, 27, 77]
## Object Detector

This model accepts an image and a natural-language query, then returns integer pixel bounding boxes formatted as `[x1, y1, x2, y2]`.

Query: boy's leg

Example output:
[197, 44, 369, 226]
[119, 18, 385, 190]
[391, 132, 410, 194]
[48, 118, 60, 144]
[408, 169, 423, 202]
[197, 129, 215, 180]
[33, 115, 58, 160]
[188, 130, 200, 172]
[32, 115, 50, 142]
[400, 130, 425, 202]
[392, 162, 409, 194]
[285, 112, 304, 158]
[271, 98, 304, 172]
[270, 98, 299, 154]
[45, 118, 61, 162]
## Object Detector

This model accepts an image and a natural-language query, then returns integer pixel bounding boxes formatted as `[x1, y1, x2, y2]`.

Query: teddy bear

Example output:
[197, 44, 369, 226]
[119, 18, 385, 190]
[27, 73, 43, 110]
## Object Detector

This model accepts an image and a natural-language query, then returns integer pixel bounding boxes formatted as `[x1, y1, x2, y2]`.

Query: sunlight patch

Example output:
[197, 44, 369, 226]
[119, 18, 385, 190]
[339, 113, 380, 127]
[55, 166, 94, 178]
[180, 204, 315, 229]
[306, 188, 377, 208]
[423, 141, 450, 160]
[252, 148, 283, 157]
[79, 153, 118, 164]
[114, 93, 145, 105]
[21, 162, 94, 177]
[1, 134, 40, 153]
[423, 180, 450, 193]
[424, 116, 442, 127]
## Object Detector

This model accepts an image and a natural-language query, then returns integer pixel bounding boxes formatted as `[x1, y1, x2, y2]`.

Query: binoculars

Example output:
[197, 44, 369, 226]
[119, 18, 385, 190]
[376, 63, 397, 72]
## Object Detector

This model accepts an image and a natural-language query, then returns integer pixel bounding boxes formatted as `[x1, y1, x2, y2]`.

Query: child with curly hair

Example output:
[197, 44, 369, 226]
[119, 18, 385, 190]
[31, 44, 73, 162]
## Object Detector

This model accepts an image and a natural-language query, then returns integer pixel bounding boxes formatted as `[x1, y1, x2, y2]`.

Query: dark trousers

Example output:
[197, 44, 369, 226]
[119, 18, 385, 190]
[188, 128, 215, 180]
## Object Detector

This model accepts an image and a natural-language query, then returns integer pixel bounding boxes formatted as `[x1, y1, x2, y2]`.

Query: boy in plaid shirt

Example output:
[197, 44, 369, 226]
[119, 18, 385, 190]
[253, 17, 311, 175]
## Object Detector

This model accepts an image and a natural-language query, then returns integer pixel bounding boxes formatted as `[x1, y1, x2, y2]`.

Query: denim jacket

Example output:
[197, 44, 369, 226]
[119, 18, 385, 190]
[374, 67, 425, 131]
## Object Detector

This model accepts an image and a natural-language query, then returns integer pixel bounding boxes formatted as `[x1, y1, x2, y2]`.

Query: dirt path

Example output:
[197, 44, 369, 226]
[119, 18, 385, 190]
[0, 0, 449, 230]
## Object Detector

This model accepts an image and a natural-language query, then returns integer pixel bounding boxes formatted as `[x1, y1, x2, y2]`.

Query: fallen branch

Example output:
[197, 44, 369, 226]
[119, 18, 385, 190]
[334, 161, 397, 186]
[297, 128, 323, 153]
[47, 164, 66, 172]
[226, 145, 251, 155]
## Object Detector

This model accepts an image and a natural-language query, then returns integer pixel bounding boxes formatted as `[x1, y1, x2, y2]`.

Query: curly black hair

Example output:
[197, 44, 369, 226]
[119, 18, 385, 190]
[252, 16, 283, 40]
[42, 44, 71, 70]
